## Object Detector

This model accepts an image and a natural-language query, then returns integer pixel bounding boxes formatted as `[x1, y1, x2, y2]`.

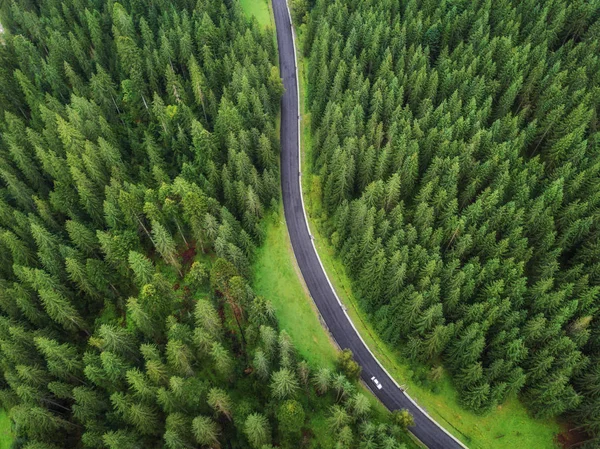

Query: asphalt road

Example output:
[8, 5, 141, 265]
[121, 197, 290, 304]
[273, 1, 467, 448]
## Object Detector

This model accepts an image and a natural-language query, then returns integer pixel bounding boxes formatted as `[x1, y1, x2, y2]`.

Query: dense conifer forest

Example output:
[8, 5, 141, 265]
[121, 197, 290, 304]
[298, 0, 600, 440]
[0, 1, 414, 448]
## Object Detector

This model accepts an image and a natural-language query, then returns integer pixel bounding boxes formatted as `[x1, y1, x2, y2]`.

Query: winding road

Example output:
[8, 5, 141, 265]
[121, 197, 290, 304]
[273, 0, 468, 448]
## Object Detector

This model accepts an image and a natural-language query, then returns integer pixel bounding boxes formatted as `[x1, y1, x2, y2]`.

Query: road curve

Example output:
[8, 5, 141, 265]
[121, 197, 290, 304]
[272, 1, 468, 448]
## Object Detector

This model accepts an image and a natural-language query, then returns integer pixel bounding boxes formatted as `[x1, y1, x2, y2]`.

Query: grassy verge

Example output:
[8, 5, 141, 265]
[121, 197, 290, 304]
[252, 210, 421, 449]
[253, 209, 338, 369]
[252, 211, 336, 449]
[239, 0, 274, 28]
[294, 30, 561, 449]
[0, 410, 12, 449]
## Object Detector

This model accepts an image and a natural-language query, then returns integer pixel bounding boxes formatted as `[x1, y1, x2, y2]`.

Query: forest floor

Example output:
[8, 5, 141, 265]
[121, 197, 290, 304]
[292, 27, 562, 449]
[0, 410, 12, 449]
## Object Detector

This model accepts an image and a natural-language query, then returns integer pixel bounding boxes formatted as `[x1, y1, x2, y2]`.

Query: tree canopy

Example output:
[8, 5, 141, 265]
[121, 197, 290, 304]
[301, 0, 600, 437]
[0, 1, 413, 448]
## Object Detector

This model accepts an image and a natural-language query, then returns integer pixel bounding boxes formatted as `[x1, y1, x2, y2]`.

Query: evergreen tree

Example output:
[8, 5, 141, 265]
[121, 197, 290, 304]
[192, 415, 220, 446]
[303, 0, 600, 427]
[270, 368, 299, 400]
[277, 399, 305, 436]
[313, 367, 332, 395]
[244, 413, 270, 449]
[207, 388, 232, 421]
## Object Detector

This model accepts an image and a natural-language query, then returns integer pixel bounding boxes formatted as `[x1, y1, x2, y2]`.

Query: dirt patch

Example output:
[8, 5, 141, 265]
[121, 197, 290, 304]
[218, 304, 226, 325]
[180, 243, 197, 267]
[555, 421, 589, 448]
[301, 428, 314, 448]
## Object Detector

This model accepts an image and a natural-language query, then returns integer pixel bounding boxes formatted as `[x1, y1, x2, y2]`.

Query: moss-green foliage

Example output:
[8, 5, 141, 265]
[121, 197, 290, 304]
[277, 399, 305, 435]
[337, 348, 361, 381]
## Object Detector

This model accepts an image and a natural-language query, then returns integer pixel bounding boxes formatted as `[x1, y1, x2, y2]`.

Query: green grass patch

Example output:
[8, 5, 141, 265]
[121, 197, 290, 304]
[252, 209, 420, 449]
[294, 35, 562, 449]
[0, 410, 13, 449]
[239, 0, 273, 28]
[253, 209, 338, 369]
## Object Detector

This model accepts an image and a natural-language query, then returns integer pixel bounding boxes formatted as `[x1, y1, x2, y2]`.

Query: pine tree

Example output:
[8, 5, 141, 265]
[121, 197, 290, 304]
[151, 220, 182, 276]
[270, 368, 299, 400]
[350, 393, 371, 418]
[253, 350, 270, 380]
[207, 388, 232, 421]
[128, 402, 161, 435]
[192, 415, 220, 446]
[128, 251, 155, 287]
[34, 337, 83, 382]
[194, 298, 221, 339]
[244, 413, 271, 448]
[313, 367, 331, 395]
[166, 339, 195, 378]
[103, 430, 142, 449]
[327, 405, 351, 431]
[11, 405, 70, 440]
[210, 342, 233, 379]
[164, 413, 194, 449]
